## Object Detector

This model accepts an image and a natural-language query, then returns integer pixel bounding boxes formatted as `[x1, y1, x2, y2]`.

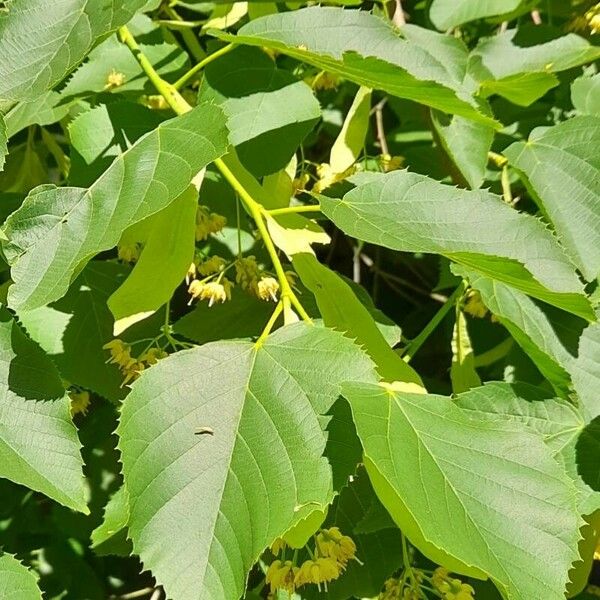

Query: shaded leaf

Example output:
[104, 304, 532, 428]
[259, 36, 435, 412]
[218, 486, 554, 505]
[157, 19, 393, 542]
[430, 0, 523, 31]
[450, 309, 481, 393]
[0, 553, 42, 600]
[572, 74, 600, 116]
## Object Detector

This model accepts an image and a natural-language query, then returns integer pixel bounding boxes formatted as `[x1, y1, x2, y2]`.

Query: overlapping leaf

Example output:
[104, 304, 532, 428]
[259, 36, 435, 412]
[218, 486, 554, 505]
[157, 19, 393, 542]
[0, 553, 42, 600]
[320, 170, 593, 319]
[0, 0, 147, 103]
[1, 103, 229, 312]
[504, 116, 600, 281]
[572, 74, 600, 116]
[118, 323, 377, 600]
[0, 309, 86, 512]
[430, 0, 523, 30]
[213, 8, 496, 125]
[344, 381, 581, 600]
[567, 323, 600, 423]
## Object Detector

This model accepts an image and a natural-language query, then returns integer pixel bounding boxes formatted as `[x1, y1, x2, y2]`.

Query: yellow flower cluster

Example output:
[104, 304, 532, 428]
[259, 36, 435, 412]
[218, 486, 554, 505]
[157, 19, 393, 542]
[462, 289, 488, 319]
[103, 339, 167, 386]
[117, 242, 141, 263]
[313, 163, 357, 193]
[257, 276, 280, 302]
[586, 3, 600, 33]
[69, 390, 91, 417]
[234, 257, 285, 303]
[379, 153, 404, 173]
[105, 69, 126, 89]
[188, 279, 232, 307]
[195, 205, 227, 241]
[432, 568, 475, 600]
[266, 527, 358, 595]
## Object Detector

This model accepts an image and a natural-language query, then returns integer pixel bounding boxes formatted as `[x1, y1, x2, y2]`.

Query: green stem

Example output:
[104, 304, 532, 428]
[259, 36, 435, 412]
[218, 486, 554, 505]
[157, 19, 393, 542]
[402, 282, 465, 362]
[267, 204, 321, 216]
[163, 5, 205, 61]
[256, 302, 284, 347]
[174, 43, 236, 90]
[118, 26, 311, 324]
[501, 164, 513, 204]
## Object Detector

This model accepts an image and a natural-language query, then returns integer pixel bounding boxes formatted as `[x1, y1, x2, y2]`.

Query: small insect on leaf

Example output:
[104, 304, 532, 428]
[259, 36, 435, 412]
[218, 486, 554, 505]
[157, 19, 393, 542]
[195, 427, 214, 436]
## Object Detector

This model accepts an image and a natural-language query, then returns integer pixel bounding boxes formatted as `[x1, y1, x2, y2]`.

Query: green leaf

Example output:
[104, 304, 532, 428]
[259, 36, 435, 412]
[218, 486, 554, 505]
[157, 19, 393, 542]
[0, 113, 6, 171]
[320, 170, 593, 320]
[0, 553, 42, 600]
[572, 74, 600, 116]
[91, 485, 132, 556]
[0, 309, 86, 512]
[199, 46, 320, 176]
[470, 28, 600, 106]
[431, 111, 494, 189]
[293, 253, 422, 385]
[213, 8, 498, 126]
[108, 185, 197, 334]
[17, 261, 132, 402]
[430, 0, 523, 30]
[118, 323, 377, 600]
[0, 0, 147, 103]
[455, 266, 584, 396]
[450, 308, 481, 393]
[504, 116, 600, 281]
[576, 417, 600, 493]
[344, 381, 582, 600]
[329, 86, 372, 174]
[2, 102, 229, 312]
[568, 323, 600, 423]
[68, 102, 163, 187]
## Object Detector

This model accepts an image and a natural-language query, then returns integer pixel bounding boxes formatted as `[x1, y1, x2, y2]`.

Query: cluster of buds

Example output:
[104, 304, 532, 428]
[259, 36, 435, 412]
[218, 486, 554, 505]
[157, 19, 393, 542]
[103, 339, 167, 386]
[234, 256, 282, 303]
[431, 568, 475, 600]
[117, 241, 141, 263]
[104, 69, 126, 90]
[379, 153, 404, 173]
[266, 527, 359, 595]
[195, 205, 227, 241]
[462, 289, 488, 319]
[69, 390, 91, 417]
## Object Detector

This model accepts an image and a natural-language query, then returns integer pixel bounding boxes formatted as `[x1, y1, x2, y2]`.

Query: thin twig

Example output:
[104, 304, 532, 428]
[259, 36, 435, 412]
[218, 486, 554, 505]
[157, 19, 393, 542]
[374, 98, 390, 156]
[113, 587, 154, 600]
[531, 10, 542, 24]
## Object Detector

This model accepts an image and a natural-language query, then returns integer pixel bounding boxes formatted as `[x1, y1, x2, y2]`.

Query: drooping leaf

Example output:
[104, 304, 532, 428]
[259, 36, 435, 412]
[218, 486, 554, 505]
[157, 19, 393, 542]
[430, 0, 523, 31]
[118, 323, 377, 600]
[469, 27, 600, 106]
[571, 74, 600, 116]
[431, 111, 494, 189]
[199, 46, 320, 176]
[344, 380, 581, 600]
[1, 102, 229, 312]
[293, 253, 422, 385]
[108, 185, 197, 334]
[320, 170, 593, 319]
[450, 308, 481, 393]
[0, 309, 86, 512]
[0, 0, 147, 103]
[213, 8, 497, 126]
[0, 553, 42, 600]
[504, 116, 600, 282]
[455, 266, 585, 396]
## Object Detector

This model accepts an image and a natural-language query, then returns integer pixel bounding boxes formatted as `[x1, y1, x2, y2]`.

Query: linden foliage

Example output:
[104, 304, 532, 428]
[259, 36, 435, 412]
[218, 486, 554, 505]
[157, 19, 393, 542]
[0, 1, 600, 600]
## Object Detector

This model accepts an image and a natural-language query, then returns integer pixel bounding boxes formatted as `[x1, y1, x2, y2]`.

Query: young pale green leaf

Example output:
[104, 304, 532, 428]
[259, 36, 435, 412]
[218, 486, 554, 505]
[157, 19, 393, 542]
[118, 323, 377, 600]
[0, 309, 86, 512]
[2, 103, 229, 313]
[431, 111, 494, 189]
[0, 553, 42, 600]
[455, 266, 583, 396]
[212, 8, 497, 126]
[0, 0, 147, 103]
[430, 0, 522, 30]
[504, 116, 600, 282]
[199, 46, 320, 176]
[567, 323, 600, 423]
[108, 185, 197, 334]
[293, 253, 422, 385]
[450, 309, 481, 393]
[572, 74, 600, 116]
[344, 381, 581, 600]
[470, 29, 600, 105]
[320, 170, 593, 320]
[329, 86, 372, 174]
